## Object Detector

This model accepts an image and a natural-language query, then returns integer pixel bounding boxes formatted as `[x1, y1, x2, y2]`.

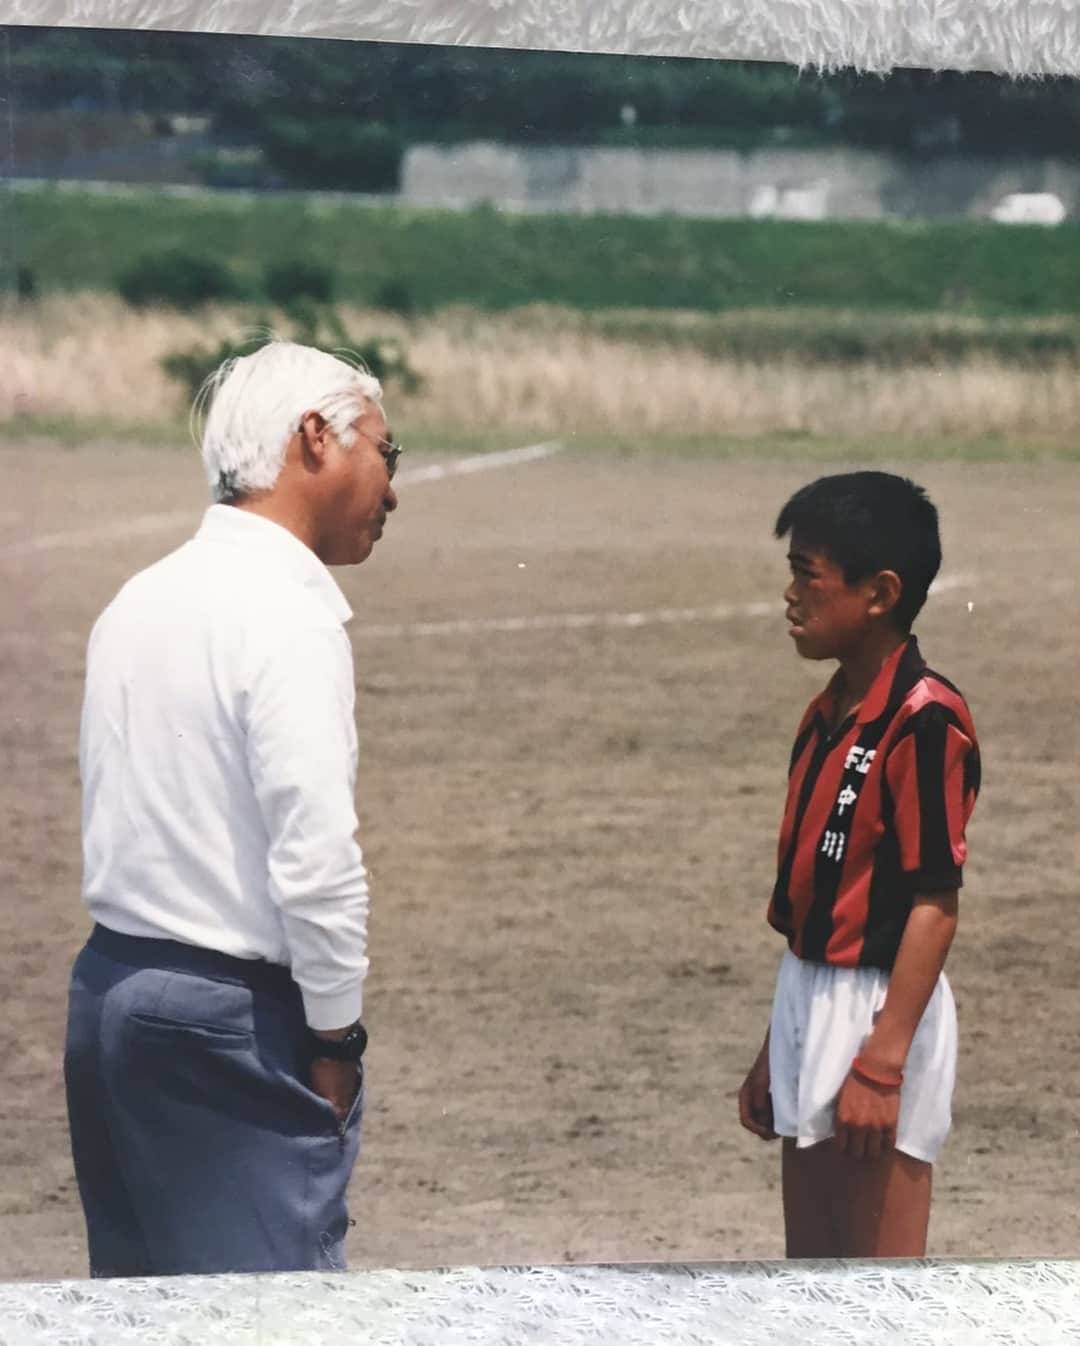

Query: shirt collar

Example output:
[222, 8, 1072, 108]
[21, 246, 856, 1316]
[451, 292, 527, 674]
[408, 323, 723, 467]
[819, 635, 925, 727]
[195, 504, 353, 626]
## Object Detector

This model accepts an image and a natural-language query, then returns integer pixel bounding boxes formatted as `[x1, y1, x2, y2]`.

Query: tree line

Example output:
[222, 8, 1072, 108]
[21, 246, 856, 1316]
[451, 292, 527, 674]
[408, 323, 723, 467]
[8, 26, 1080, 191]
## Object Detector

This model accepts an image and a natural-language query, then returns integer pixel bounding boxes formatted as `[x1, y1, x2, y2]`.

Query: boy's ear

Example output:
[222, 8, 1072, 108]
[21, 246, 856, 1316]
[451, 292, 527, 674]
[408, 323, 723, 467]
[866, 568, 902, 620]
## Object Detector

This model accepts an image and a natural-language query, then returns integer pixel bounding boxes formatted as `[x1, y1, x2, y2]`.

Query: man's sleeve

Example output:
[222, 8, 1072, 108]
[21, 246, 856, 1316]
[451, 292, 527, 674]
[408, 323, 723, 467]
[244, 624, 369, 1030]
[884, 700, 980, 895]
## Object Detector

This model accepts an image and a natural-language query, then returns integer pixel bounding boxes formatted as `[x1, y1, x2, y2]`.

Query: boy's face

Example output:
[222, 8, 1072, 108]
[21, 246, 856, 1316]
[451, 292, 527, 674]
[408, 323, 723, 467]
[783, 537, 883, 661]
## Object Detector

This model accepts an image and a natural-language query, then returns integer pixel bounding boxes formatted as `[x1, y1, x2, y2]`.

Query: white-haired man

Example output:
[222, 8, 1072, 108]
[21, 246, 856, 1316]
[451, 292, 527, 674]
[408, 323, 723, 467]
[63, 341, 399, 1276]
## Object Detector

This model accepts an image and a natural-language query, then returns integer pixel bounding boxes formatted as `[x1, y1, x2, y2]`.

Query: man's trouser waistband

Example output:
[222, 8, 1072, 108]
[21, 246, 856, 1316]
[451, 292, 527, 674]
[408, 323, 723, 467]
[87, 923, 297, 997]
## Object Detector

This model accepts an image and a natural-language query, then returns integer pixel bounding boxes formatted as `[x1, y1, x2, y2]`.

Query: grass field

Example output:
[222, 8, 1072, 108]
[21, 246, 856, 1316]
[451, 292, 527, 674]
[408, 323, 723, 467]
[12, 184, 1080, 315]
[2, 435, 1079, 1277]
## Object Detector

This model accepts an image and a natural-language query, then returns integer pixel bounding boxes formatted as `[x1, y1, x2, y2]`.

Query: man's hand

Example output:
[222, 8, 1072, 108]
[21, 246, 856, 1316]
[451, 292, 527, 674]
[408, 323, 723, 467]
[834, 1067, 900, 1159]
[310, 1056, 362, 1126]
[738, 1041, 778, 1141]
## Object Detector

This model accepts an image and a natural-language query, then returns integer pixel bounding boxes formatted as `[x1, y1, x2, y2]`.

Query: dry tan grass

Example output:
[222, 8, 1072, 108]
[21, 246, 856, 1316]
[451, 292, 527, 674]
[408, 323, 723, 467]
[3, 293, 1079, 442]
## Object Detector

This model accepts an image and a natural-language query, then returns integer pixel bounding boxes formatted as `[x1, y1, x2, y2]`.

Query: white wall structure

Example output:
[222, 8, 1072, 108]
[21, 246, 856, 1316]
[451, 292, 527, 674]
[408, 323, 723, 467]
[400, 143, 1076, 222]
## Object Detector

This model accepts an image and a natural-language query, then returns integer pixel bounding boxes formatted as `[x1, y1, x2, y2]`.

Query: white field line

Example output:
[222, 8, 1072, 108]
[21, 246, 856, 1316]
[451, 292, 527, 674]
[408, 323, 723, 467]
[397, 440, 562, 483]
[8, 572, 974, 651]
[357, 572, 975, 641]
[0, 510, 199, 560]
[0, 441, 564, 561]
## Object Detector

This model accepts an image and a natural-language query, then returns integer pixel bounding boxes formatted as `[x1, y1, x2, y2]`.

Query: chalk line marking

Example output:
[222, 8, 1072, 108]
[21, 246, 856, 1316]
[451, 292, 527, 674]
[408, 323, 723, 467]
[8, 573, 974, 651]
[0, 510, 198, 561]
[397, 440, 562, 484]
[0, 441, 564, 561]
[357, 573, 974, 641]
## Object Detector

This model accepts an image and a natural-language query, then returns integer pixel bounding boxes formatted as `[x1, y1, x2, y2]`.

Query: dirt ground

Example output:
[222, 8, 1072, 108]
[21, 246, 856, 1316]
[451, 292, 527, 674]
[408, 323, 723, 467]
[2, 439, 1079, 1281]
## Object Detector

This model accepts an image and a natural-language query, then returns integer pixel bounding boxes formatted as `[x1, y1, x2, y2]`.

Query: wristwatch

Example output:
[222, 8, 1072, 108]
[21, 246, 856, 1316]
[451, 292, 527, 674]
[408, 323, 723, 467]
[308, 1020, 368, 1063]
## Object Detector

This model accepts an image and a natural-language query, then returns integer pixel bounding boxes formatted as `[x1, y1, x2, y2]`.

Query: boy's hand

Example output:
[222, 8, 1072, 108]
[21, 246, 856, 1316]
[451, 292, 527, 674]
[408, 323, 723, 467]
[738, 1046, 778, 1141]
[834, 1068, 900, 1159]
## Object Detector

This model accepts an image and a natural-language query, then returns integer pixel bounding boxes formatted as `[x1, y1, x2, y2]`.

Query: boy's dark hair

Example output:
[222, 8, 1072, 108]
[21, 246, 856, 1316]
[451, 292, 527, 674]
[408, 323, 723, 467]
[774, 471, 942, 632]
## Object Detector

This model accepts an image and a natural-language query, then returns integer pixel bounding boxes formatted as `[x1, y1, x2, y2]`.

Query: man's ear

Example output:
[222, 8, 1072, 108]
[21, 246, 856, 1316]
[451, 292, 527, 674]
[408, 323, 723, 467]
[867, 569, 902, 620]
[297, 411, 329, 469]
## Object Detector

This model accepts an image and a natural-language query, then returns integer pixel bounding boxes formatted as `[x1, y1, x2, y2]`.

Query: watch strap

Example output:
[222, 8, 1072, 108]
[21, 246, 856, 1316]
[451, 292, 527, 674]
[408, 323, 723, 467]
[308, 1021, 368, 1063]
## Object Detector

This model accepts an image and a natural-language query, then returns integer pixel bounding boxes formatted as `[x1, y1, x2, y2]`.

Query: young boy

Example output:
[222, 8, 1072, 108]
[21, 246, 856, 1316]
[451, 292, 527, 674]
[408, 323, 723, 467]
[738, 471, 980, 1258]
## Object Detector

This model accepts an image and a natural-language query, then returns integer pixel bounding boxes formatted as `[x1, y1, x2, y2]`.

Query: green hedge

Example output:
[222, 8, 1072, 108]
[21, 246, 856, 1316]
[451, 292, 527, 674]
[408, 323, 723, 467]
[13, 185, 1080, 317]
[116, 248, 239, 307]
[586, 307, 1080, 365]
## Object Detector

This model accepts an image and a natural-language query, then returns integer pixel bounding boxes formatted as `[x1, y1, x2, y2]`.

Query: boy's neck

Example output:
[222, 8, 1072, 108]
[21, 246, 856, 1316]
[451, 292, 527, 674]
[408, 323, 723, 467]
[835, 628, 909, 711]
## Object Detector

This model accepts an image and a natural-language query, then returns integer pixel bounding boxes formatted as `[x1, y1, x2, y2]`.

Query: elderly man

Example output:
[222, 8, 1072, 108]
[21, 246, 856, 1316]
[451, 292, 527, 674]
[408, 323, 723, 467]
[63, 341, 399, 1277]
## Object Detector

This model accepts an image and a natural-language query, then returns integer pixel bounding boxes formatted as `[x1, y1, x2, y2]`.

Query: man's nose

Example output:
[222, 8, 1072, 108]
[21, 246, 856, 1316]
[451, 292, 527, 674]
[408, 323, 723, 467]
[384, 485, 398, 512]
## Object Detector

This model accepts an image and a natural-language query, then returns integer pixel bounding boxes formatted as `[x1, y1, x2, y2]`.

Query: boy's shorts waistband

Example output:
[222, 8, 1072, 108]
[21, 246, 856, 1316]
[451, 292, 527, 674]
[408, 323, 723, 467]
[87, 923, 297, 998]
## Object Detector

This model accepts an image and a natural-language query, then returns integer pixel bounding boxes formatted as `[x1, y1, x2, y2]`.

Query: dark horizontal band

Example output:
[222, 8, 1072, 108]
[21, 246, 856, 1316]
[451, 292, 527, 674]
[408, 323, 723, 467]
[88, 923, 297, 998]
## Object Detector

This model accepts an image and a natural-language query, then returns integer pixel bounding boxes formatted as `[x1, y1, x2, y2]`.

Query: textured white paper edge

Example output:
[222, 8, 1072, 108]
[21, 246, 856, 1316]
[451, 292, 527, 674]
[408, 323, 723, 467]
[1, 0, 1080, 75]
[1, 1, 1077, 1341]
[2, 1261, 1080, 1345]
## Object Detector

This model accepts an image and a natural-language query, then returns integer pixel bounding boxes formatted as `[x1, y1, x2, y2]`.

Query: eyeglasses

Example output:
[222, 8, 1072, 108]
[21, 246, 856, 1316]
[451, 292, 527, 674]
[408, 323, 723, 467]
[359, 429, 403, 480]
[378, 437, 403, 480]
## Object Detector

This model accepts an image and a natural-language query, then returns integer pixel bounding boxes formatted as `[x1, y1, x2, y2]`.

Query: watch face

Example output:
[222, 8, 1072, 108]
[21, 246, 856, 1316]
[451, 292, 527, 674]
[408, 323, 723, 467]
[345, 1023, 369, 1058]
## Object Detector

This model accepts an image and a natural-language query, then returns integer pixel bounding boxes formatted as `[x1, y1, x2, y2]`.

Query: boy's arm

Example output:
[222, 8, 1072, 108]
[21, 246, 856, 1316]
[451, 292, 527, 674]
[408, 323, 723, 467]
[738, 1027, 778, 1141]
[834, 890, 958, 1159]
[834, 696, 978, 1159]
[860, 890, 958, 1074]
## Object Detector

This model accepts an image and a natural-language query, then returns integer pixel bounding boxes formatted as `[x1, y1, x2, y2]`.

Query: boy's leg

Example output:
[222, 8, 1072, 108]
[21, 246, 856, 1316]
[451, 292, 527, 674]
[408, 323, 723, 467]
[783, 1138, 931, 1257]
[782, 1138, 843, 1258]
[835, 1146, 932, 1257]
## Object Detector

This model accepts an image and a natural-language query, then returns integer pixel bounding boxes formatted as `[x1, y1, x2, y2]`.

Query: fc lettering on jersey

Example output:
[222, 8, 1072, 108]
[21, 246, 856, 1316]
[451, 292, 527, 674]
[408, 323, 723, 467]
[844, 746, 876, 774]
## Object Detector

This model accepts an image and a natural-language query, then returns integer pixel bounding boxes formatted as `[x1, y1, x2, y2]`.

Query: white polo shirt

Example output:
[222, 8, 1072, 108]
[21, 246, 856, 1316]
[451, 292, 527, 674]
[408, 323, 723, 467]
[79, 504, 369, 1030]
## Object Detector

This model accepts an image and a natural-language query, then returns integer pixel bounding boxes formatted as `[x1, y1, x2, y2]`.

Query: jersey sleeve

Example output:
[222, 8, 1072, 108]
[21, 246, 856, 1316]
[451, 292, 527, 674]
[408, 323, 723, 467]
[883, 700, 980, 895]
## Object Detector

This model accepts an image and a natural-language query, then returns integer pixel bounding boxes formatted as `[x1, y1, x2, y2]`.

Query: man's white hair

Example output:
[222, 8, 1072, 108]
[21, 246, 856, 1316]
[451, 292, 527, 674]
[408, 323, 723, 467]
[195, 340, 383, 503]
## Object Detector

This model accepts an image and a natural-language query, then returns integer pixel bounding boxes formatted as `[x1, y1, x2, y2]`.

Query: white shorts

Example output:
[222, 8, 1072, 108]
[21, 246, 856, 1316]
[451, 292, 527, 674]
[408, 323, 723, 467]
[768, 948, 957, 1163]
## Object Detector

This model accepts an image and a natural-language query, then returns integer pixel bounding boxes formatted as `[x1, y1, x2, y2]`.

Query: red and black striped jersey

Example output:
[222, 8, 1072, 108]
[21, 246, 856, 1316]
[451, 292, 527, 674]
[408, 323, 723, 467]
[767, 636, 980, 970]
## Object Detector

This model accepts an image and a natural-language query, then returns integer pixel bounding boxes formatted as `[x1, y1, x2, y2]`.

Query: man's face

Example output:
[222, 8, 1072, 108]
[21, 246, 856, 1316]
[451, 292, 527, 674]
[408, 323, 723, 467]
[316, 401, 399, 566]
[783, 537, 876, 662]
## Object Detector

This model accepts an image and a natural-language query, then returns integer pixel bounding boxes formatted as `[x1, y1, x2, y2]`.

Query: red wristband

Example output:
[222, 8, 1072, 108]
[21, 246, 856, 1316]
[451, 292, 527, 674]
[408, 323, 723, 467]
[851, 1055, 904, 1089]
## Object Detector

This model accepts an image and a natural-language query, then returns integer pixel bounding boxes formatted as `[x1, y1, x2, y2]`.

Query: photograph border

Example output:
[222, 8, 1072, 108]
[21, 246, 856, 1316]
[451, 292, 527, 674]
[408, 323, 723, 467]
[2, 5, 1079, 1342]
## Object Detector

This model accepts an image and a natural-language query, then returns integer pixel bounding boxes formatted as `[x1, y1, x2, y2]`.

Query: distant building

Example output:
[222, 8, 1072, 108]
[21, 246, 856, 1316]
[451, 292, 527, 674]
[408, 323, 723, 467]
[988, 192, 1066, 225]
[748, 181, 830, 221]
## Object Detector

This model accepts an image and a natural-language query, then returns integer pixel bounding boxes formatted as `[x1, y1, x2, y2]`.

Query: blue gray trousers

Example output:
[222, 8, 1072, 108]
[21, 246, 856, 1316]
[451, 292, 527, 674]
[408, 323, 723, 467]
[63, 924, 363, 1278]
